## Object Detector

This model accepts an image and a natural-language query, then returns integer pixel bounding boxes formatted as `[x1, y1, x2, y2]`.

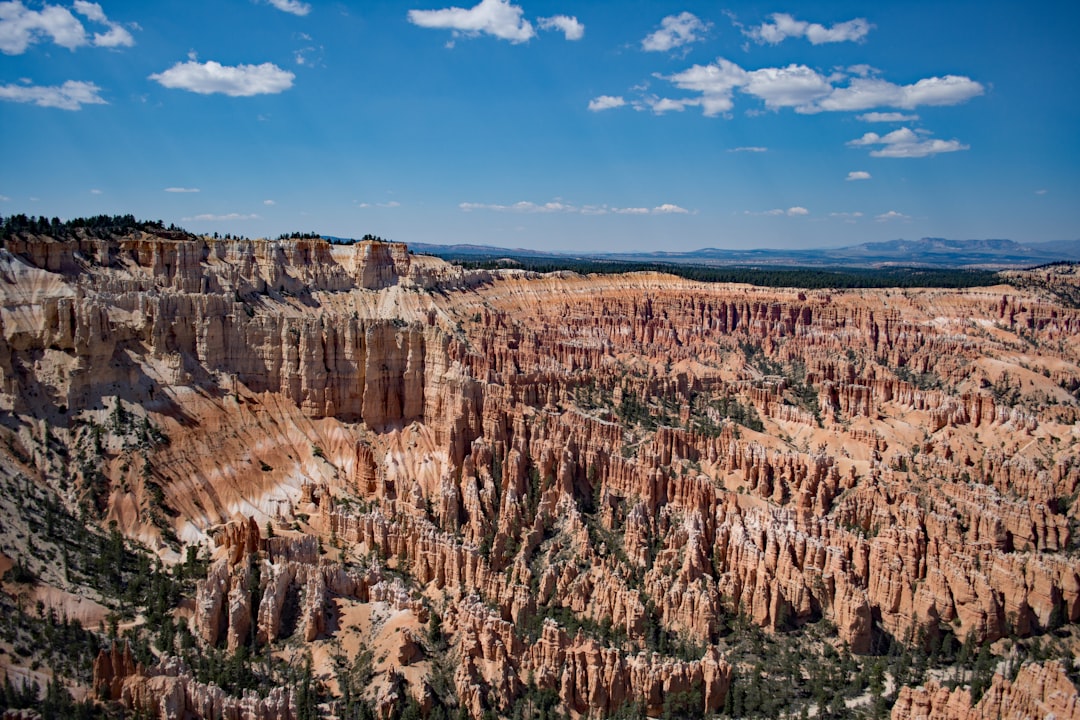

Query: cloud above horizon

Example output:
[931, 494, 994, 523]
[0, 1, 134, 55]
[185, 213, 260, 221]
[746, 206, 809, 217]
[745, 13, 872, 46]
[857, 111, 920, 123]
[409, 0, 572, 44]
[0, 79, 106, 109]
[537, 14, 582, 41]
[846, 171, 872, 181]
[876, 210, 910, 222]
[264, 0, 310, 16]
[149, 60, 295, 96]
[642, 12, 710, 52]
[587, 95, 625, 112]
[459, 200, 690, 215]
[605, 58, 984, 120]
[848, 128, 969, 158]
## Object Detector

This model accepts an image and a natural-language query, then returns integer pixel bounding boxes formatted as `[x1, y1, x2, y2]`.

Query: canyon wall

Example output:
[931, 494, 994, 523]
[3, 231, 1078, 718]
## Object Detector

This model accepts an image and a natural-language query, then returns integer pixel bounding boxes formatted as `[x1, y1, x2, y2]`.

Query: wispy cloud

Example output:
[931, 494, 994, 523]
[848, 127, 968, 158]
[185, 213, 260, 221]
[728, 146, 767, 153]
[587, 95, 625, 112]
[537, 14, 582, 40]
[357, 201, 402, 208]
[408, 0, 534, 43]
[459, 200, 690, 215]
[164, 186, 200, 193]
[150, 60, 294, 96]
[1035, 189, 1048, 196]
[857, 111, 919, 122]
[73, 1, 134, 47]
[0, 79, 106, 110]
[745, 13, 871, 45]
[846, 171, 871, 181]
[263, 199, 277, 205]
[89, 188, 102, 194]
[747, 206, 809, 217]
[876, 210, 910, 222]
[642, 12, 710, 52]
[264, 0, 311, 16]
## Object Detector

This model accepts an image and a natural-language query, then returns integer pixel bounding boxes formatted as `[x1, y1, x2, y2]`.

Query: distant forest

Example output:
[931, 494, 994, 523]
[449, 255, 1004, 289]
[0, 214, 186, 239]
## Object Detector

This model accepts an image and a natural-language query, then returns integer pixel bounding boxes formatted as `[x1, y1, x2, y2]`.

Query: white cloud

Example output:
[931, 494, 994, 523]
[460, 200, 574, 213]
[408, 0, 534, 43]
[0, 1, 87, 53]
[89, 188, 102, 194]
[91, 22, 132, 47]
[459, 200, 689, 215]
[846, 171, 871, 181]
[728, 146, 767, 153]
[0, 195, 9, 201]
[876, 210, 909, 222]
[0, 79, 106, 109]
[829, 211, 864, 220]
[744, 64, 832, 109]
[73, 1, 133, 47]
[847, 64, 876, 78]
[164, 187, 200, 193]
[812, 75, 984, 112]
[650, 57, 984, 117]
[149, 60, 295, 96]
[71, 1, 104, 23]
[186, 213, 260, 221]
[538, 14, 582, 40]
[1035, 189, 1048, 195]
[662, 58, 832, 114]
[747, 13, 871, 45]
[647, 96, 695, 114]
[748, 206, 809, 217]
[263, 199, 277, 205]
[642, 12, 710, 52]
[588, 95, 625, 112]
[265, 0, 311, 16]
[848, 127, 968, 158]
[664, 58, 748, 116]
[857, 111, 919, 122]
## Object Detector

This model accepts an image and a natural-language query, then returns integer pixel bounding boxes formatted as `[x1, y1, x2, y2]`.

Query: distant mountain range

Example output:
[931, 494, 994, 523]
[408, 237, 1080, 269]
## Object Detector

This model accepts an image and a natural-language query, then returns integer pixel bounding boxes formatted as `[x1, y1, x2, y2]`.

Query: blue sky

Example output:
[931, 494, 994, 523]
[0, 0, 1077, 252]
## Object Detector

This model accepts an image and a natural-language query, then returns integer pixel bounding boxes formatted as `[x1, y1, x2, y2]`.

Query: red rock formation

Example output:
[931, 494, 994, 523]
[93, 645, 297, 720]
[5, 233, 1080, 718]
[891, 661, 1080, 720]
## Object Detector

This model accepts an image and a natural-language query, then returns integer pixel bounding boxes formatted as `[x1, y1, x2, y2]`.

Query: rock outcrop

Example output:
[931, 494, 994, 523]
[891, 661, 1080, 720]
[93, 644, 297, 720]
